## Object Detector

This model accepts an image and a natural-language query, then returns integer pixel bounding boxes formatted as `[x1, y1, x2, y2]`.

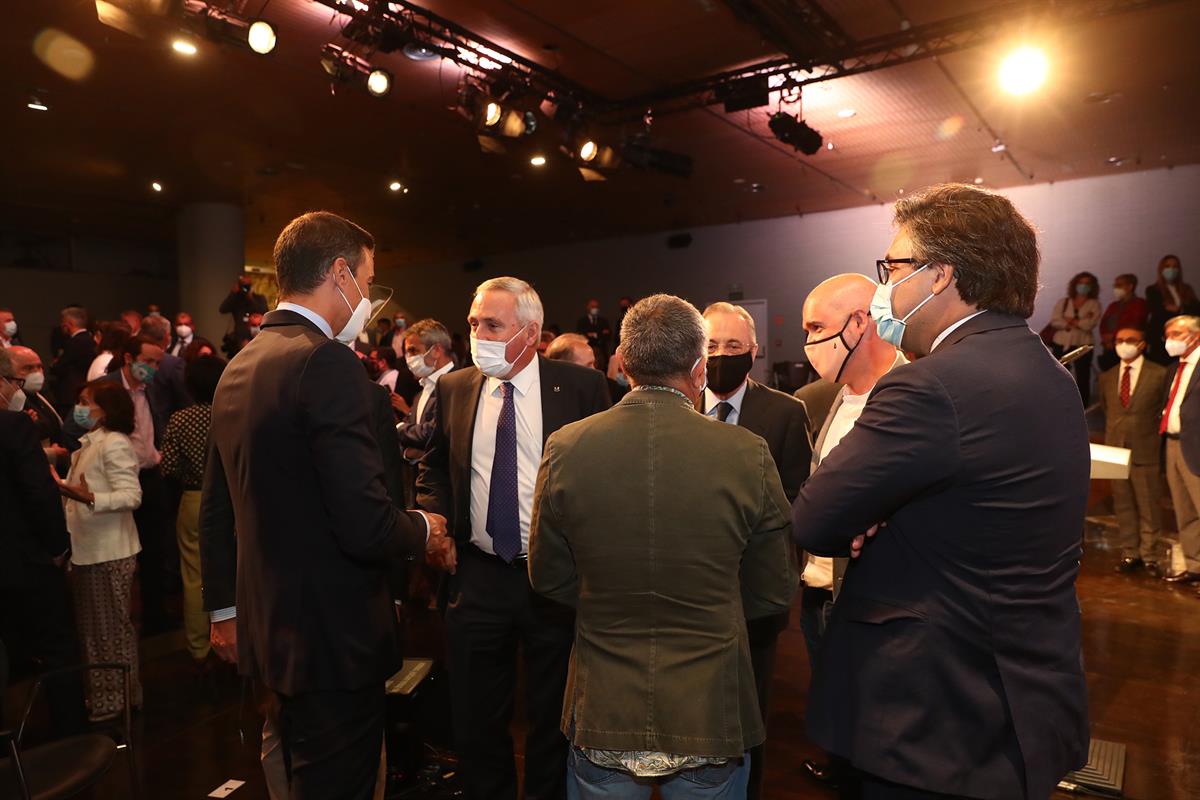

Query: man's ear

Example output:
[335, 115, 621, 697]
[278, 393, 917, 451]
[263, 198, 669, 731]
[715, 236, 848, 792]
[931, 263, 956, 295]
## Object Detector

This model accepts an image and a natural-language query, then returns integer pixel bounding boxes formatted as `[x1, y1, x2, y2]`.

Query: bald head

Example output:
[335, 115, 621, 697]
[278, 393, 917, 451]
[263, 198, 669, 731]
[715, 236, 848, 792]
[803, 273, 897, 392]
[803, 273, 877, 326]
[8, 345, 42, 375]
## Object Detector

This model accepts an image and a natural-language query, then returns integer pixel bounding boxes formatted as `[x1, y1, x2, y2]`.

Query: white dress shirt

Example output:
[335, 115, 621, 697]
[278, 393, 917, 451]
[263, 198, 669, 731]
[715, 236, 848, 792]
[65, 428, 143, 565]
[469, 357, 543, 556]
[1117, 355, 1145, 398]
[170, 335, 193, 357]
[377, 368, 399, 392]
[416, 362, 454, 422]
[931, 310, 987, 352]
[1166, 347, 1200, 435]
[276, 301, 333, 338]
[704, 381, 748, 425]
[121, 370, 160, 470]
[87, 351, 115, 382]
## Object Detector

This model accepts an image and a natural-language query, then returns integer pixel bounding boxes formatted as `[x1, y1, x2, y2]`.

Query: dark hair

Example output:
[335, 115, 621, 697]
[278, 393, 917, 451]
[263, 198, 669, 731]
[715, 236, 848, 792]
[273, 211, 375, 296]
[183, 338, 216, 363]
[893, 183, 1039, 319]
[1156, 254, 1196, 305]
[98, 320, 132, 354]
[1066, 271, 1099, 298]
[618, 294, 705, 384]
[1115, 273, 1138, 290]
[185, 356, 226, 404]
[86, 379, 135, 435]
[372, 347, 397, 370]
[123, 334, 159, 363]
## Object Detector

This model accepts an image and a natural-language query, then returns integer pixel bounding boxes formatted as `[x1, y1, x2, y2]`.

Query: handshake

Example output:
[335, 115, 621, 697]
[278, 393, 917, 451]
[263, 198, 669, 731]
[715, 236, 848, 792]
[423, 512, 457, 574]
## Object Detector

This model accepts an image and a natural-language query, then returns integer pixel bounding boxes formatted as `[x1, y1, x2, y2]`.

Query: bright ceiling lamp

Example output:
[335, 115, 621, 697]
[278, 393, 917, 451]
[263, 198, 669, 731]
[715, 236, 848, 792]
[247, 20, 277, 55]
[366, 68, 392, 97]
[172, 38, 198, 56]
[998, 46, 1048, 95]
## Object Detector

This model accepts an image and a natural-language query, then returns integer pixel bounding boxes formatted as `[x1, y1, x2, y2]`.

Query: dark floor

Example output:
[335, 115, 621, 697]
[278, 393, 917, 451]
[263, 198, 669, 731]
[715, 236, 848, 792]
[7, 511, 1200, 800]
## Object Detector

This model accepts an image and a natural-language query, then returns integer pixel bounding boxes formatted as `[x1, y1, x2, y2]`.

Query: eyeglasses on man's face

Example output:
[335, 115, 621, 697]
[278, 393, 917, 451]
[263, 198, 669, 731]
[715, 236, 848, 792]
[876, 257, 924, 284]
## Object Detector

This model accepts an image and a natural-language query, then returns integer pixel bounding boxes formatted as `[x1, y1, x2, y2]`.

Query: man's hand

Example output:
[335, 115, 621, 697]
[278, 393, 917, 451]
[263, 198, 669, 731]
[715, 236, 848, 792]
[211, 619, 238, 664]
[390, 393, 411, 416]
[44, 444, 68, 463]
[24, 407, 40, 424]
[849, 522, 884, 559]
[424, 513, 456, 574]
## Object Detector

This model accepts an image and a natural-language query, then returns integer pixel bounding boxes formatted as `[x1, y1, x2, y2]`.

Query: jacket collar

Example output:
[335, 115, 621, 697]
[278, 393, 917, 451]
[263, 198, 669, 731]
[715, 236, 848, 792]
[936, 310, 1029, 352]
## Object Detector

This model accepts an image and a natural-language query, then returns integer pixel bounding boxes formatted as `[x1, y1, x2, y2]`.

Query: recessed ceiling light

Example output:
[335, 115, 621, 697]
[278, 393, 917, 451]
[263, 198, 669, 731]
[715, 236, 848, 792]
[973, 177, 984, 185]
[247, 20, 277, 55]
[388, 181, 402, 192]
[1106, 156, 1128, 167]
[530, 155, 547, 167]
[151, 181, 163, 192]
[826, 141, 835, 150]
[991, 141, 1007, 153]
[172, 39, 198, 56]
[366, 68, 392, 98]
[836, 108, 856, 118]
[27, 97, 48, 111]
[998, 46, 1048, 95]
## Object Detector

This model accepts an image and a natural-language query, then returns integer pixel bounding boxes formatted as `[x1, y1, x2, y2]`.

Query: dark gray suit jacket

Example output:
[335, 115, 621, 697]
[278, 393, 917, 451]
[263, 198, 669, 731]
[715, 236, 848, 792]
[1098, 357, 1168, 466]
[793, 312, 1090, 799]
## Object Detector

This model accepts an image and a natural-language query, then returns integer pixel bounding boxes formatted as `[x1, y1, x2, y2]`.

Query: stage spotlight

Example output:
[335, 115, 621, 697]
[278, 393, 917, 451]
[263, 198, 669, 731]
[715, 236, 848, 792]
[366, 68, 392, 97]
[247, 20, 276, 54]
[579, 140, 598, 162]
[768, 111, 822, 155]
[484, 101, 502, 127]
[999, 46, 1048, 95]
[172, 38, 198, 56]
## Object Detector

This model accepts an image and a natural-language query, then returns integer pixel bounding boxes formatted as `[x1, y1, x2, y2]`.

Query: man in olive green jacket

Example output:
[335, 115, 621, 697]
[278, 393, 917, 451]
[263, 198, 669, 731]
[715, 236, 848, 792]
[529, 294, 798, 799]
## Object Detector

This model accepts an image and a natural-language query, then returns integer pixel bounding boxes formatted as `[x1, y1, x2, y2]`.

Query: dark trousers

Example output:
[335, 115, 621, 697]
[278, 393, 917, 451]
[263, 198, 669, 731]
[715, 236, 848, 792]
[744, 613, 785, 800]
[134, 466, 169, 632]
[270, 684, 385, 800]
[798, 585, 833, 674]
[0, 563, 86, 735]
[446, 545, 575, 800]
[843, 771, 970, 800]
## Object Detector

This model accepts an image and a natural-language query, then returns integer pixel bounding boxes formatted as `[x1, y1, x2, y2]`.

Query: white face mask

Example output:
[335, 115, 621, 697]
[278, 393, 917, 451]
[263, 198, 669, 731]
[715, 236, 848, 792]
[23, 370, 45, 394]
[407, 351, 435, 379]
[2, 320, 16, 338]
[1114, 343, 1142, 361]
[1165, 337, 1190, 358]
[175, 324, 193, 340]
[334, 269, 372, 344]
[471, 324, 531, 378]
[4, 382, 25, 412]
[1111, 288, 1127, 301]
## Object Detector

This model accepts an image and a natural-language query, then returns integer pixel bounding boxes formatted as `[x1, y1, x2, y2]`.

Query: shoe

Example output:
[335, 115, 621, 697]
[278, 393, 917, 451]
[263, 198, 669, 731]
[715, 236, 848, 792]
[1146, 562, 1163, 578]
[1115, 557, 1144, 573]
[802, 759, 839, 788]
[1163, 571, 1200, 584]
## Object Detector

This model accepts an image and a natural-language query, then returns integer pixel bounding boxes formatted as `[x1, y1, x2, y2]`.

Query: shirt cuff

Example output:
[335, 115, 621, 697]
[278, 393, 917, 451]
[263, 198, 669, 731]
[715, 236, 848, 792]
[413, 510, 431, 543]
[210, 606, 237, 623]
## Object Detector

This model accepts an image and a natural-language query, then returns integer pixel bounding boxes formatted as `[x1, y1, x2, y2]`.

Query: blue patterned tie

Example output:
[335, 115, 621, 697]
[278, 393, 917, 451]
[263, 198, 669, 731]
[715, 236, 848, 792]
[486, 382, 522, 562]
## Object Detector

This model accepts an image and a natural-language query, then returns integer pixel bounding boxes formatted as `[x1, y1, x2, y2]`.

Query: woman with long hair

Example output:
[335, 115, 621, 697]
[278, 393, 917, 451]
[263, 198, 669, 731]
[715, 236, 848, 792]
[1049, 271, 1101, 405]
[1146, 255, 1200, 363]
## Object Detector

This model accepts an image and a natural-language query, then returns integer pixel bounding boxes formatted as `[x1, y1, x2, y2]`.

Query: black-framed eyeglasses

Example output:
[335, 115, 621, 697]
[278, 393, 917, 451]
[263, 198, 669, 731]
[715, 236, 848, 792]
[1, 376, 24, 390]
[876, 258, 922, 284]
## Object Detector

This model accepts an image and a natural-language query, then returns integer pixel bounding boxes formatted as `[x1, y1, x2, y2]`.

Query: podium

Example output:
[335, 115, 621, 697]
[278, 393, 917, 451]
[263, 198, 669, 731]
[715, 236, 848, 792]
[1090, 443, 1131, 481]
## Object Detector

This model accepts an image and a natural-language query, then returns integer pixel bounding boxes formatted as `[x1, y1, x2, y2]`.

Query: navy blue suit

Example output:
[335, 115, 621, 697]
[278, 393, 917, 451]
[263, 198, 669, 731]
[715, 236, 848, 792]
[792, 312, 1090, 799]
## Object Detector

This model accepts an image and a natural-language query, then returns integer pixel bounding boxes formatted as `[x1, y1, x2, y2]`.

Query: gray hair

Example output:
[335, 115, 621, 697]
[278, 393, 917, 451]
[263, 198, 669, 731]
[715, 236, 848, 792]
[405, 318, 452, 352]
[1166, 315, 1200, 334]
[0, 347, 12, 378]
[61, 306, 87, 328]
[702, 301, 757, 344]
[474, 276, 544, 327]
[141, 314, 171, 345]
[618, 294, 705, 384]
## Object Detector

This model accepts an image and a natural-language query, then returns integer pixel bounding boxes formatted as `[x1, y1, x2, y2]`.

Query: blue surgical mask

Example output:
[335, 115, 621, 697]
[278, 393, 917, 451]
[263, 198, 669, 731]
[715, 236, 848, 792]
[73, 404, 98, 430]
[1075, 283, 1092, 297]
[870, 263, 934, 349]
[1163, 267, 1180, 282]
[615, 371, 629, 388]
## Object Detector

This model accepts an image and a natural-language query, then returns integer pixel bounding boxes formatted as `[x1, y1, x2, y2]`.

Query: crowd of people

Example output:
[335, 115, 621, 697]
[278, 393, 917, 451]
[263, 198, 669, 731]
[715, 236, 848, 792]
[0, 183, 1195, 800]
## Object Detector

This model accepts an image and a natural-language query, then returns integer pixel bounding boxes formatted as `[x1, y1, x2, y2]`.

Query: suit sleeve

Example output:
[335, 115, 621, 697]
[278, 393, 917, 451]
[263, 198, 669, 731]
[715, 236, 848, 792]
[741, 439, 798, 619]
[91, 436, 142, 513]
[792, 367, 959, 556]
[585, 369, 612, 416]
[199, 434, 237, 612]
[777, 398, 812, 501]
[371, 386, 406, 508]
[528, 436, 579, 606]
[301, 342, 426, 562]
[415, 380, 451, 517]
[398, 390, 438, 450]
[9, 414, 70, 558]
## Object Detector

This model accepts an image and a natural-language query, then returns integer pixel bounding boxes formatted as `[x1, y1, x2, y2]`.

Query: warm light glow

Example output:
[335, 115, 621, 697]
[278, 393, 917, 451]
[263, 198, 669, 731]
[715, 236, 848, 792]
[974, 176, 984, 185]
[530, 155, 547, 167]
[998, 46, 1048, 95]
[172, 39, 198, 56]
[579, 140, 598, 162]
[27, 100, 48, 111]
[484, 102, 502, 127]
[247, 21, 277, 55]
[836, 108, 856, 118]
[151, 181, 163, 192]
[33, 28, 95, 81]
[388, 181, 402, 192]
[366, 69, 392, 97]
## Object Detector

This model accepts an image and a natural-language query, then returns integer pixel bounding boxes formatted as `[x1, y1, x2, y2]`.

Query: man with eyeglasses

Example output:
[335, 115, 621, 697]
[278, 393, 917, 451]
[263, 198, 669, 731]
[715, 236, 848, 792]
[792, 183, 1090, 799]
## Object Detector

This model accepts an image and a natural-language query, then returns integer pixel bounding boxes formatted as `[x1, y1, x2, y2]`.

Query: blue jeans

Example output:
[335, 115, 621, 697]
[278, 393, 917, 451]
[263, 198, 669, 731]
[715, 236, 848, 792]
[567, 746, 750, 800]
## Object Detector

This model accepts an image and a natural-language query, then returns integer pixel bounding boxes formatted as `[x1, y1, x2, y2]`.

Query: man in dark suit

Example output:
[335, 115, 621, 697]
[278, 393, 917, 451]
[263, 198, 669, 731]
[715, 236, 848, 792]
[0, 307, 21, 349]
[529, 293, 797, 799]
[8, 346, 69, 463]
[49, 305, 94, 413]
[141, 314, 193, 419]
[576, 298, 612, 363]
[199, 211, 448, 800]
[793, 184, 1090, 799]
[0, 349, 84, 735]
[417, 276, 610, 800]
[699, 300, 808, 800]
[1099, 327, 1170, 575]
[1160, 315, 1200, 587]
[396, 319, 455, 487]
[169, 311, 200, 358]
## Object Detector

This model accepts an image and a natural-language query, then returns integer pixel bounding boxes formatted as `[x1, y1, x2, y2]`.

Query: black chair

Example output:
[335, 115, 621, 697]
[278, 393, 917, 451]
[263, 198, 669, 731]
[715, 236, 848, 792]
[0, 658, 139, 800]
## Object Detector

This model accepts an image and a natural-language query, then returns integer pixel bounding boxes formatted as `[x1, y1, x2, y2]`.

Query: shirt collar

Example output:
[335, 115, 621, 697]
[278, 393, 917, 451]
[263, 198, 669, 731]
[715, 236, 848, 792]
[119, 369, 143, 394]
[1122, 355, 1145, 371]
[424, 361, 454, 388]
[276, 302, 333, 339]
[931, 310, 987, 352]
[1185, 346, 1200, 366]
[486, 355, 540, 398]
[704, 380, 748, 416]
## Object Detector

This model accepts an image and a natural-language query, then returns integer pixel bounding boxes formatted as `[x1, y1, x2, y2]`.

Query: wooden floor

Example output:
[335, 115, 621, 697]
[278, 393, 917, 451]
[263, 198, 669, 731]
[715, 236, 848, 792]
[11, 513, 1200, 800]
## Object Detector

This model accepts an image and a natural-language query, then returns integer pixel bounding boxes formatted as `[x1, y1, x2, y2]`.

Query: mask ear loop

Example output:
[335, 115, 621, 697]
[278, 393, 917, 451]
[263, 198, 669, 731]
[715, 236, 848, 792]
[833, 312, 866, 384]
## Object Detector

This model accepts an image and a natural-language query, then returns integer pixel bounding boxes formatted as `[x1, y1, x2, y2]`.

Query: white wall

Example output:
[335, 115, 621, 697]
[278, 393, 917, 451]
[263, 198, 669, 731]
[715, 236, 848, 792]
[379, 165, 1200, 364]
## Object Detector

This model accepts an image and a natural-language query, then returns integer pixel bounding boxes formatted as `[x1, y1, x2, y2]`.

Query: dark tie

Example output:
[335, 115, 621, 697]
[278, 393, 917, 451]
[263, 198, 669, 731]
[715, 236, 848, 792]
[486, 382, 521, 562]
[716, 401, 734, 423]
[1120, 365, 1132, 408]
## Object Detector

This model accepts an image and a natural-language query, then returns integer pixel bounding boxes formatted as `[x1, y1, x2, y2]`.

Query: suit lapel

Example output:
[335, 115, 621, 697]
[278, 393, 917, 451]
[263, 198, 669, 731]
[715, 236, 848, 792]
[539, 357, 569, 445]
[811, 387, 846, 471]
[736, 380, 760, 430]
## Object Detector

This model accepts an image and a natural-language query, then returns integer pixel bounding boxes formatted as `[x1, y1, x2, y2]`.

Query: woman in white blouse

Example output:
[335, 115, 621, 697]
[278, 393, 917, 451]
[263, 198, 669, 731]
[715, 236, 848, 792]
[59, 379, 143, 722]
[1049, 271, 1101, 406]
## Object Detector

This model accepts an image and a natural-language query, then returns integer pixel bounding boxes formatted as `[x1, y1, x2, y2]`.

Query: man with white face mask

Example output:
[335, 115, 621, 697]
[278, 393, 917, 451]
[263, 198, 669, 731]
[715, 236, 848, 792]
[199, 211, 449, 800]
[417, 276, 610, 800]
[0, 308, 21, 348]
[397, 319, 454, 459]
[1160, 315, 1200, 587]
[8, 346, 68, 463]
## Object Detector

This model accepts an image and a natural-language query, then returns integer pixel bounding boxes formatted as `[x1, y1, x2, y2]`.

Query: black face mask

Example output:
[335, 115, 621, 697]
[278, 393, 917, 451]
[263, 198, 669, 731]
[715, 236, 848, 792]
[803, 313, 862, 384]
[706, 351, 754, 395]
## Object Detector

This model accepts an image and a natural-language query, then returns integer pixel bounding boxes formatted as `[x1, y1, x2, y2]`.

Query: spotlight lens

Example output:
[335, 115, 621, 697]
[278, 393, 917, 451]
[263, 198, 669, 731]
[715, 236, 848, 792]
[998, 46, 1048, 95]
[530, 155, 547, 167]
[484, 102, 502, 127]
[579, 140, 598, 162]
[172, 39, 198, 56]
[151, 181, 163, 192]
[389, 181, 402, 192]
[367, 69, 392, 97]
[248, 21, 277, 55]
[836, 108, 856, 118]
